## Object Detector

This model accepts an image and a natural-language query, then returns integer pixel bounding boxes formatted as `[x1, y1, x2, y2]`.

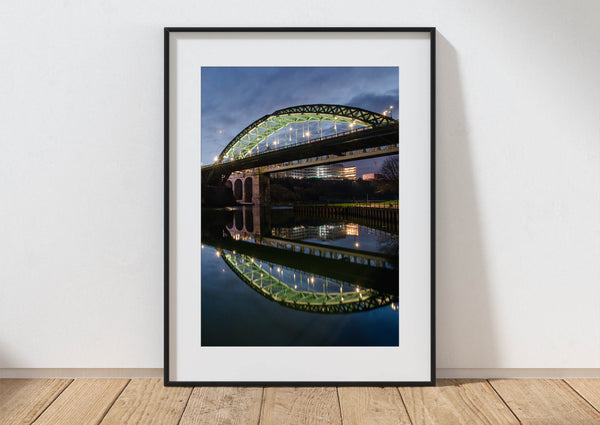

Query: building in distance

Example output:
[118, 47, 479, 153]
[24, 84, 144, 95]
[272, 224, 348, 241]
[361, 173, 384, 180]
[273, 164, 356, 180]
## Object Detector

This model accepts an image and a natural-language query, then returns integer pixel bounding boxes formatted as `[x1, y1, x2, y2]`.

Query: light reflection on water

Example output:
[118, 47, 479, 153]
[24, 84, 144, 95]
[201, 206, 399, 346]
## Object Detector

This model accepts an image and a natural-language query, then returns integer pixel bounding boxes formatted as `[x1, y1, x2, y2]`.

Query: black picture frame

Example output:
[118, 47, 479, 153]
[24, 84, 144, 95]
[165, 27, 436, 386]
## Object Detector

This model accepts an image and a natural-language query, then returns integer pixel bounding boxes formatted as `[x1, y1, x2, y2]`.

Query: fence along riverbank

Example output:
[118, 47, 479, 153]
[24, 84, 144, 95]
[293, 203, 399, 232]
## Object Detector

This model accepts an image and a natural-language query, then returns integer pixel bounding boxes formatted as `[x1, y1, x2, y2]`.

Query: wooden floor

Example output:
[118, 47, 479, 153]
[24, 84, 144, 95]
[2, 379, 600, 424]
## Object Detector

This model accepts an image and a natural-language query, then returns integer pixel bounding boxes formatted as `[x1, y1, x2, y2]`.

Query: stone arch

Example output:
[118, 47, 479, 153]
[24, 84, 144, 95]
[234, 210, 243, 231]
[233, 179, 243, 200]
[244, 177, 253, 203]
[245, 208, 254, 233]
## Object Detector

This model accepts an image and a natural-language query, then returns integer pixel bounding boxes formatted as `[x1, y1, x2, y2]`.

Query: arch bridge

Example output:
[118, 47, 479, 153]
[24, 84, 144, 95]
[221, 250, 397, 314]
[219, 104, 396, 162]
[203, 104, 399, 198]
[202, 230, 398, 294]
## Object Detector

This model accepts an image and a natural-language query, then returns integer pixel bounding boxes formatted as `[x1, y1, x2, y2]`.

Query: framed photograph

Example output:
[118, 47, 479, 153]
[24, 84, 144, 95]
[165, 27, 435, 385]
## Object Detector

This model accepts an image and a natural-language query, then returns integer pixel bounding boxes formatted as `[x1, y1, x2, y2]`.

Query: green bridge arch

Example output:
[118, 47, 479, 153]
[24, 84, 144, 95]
[218, 104, 396, 162]
[221, 250, 397, 314]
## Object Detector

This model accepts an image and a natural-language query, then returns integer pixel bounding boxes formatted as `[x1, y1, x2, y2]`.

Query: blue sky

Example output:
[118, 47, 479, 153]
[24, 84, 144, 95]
[201, 67, 398, 176]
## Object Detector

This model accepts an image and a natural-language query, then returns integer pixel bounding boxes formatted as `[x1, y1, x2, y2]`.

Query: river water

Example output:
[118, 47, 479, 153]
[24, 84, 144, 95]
[201, 206, 399, 346]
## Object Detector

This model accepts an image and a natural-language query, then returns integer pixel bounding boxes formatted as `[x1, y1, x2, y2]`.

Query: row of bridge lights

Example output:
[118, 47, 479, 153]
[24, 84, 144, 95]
[212, 116, 369, 163]
[212, 107, 394, 164]
[264, 119, 360, 151]
[272, 262, 362, 300]
[254, 256, 356, 295]
[214, 249, 382, 307]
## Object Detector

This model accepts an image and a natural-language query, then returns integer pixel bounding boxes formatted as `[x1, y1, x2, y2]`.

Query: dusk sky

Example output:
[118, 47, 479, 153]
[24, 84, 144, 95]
[201, 67, 398, 176]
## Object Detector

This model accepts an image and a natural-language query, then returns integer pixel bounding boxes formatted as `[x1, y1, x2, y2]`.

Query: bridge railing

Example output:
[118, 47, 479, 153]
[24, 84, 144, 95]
[220, 122, 397, 162]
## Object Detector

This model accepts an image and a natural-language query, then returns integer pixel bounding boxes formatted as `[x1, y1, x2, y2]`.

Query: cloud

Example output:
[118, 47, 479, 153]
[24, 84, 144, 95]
[201, 67, 399, 160]
[345, 92, 398, 115]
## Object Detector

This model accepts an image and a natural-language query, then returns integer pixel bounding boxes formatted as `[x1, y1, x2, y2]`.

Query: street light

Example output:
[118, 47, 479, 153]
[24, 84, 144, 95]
[389, 105, 394, 119]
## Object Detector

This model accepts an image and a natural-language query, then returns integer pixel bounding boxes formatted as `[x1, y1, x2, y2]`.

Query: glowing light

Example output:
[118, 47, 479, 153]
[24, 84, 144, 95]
[213, 156, 219, 162]
[294, 285, 297, 289]
[346, 224, 359, 236]
[215, 251, 220, 257]
[383, 111, 387, 116]
[341, 297, 344, 301]
[356, 288, 360, 292]
[222, 268, 225, 272]
[232, 250, 236, 254]
[201, 245, 205, 249]
[354, 242, 359, 247]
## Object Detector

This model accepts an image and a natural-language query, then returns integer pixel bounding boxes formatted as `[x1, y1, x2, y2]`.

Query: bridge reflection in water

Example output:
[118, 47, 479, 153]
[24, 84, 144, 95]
[221, 250, 396, 314]
[201, 206, 399, 346]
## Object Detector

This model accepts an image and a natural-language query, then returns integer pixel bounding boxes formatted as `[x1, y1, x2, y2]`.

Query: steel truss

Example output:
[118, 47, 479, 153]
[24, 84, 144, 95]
[219, 104, 396, 162]
[221, 251, 397, 314]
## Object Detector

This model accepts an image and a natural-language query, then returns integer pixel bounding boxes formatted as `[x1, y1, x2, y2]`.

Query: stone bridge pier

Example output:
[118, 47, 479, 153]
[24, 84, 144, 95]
[225, 205, 271, 239]
[227, 171, 270, 205]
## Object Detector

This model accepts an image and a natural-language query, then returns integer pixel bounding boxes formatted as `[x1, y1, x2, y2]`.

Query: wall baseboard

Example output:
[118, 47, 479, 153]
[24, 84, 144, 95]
[437, 369, 600, 379]
[0, 369, 163, 378]
[2, 368, 600, 379]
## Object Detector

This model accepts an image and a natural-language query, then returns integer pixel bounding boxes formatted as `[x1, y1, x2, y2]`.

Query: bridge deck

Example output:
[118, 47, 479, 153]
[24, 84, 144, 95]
[259, 236, 394, 268]
[201, 234, 399, 295]
[202, 123, 398, 183]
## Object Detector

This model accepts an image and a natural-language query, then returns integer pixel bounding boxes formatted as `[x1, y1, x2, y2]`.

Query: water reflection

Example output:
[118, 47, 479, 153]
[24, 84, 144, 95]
[221, 250, 396, 314]
[272, 223, 348, 241]
[201, 206, 399, 346]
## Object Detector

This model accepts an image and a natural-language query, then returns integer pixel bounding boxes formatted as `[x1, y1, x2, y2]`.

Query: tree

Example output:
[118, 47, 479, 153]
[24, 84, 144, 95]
[378, 155, 399, 196]
[380, 155, 399, 181]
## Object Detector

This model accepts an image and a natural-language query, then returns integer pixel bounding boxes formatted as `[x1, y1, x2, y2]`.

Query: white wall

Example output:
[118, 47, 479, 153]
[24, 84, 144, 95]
[1, 0, 598, 374]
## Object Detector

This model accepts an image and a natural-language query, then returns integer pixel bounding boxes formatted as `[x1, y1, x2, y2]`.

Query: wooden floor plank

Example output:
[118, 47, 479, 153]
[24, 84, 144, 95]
[6, 378, 600, 425]
[32, 378, 129, 425]
[399, 379, 519, 425]
[99, 379, 191, 425]
[179, 387, 262, 425]
[490, 378, 600, 425]
[564, 379, 600, 413]
[338, 387, 411, 425]
[260, 387, 341, 425]
[0, 379, 72, 425]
